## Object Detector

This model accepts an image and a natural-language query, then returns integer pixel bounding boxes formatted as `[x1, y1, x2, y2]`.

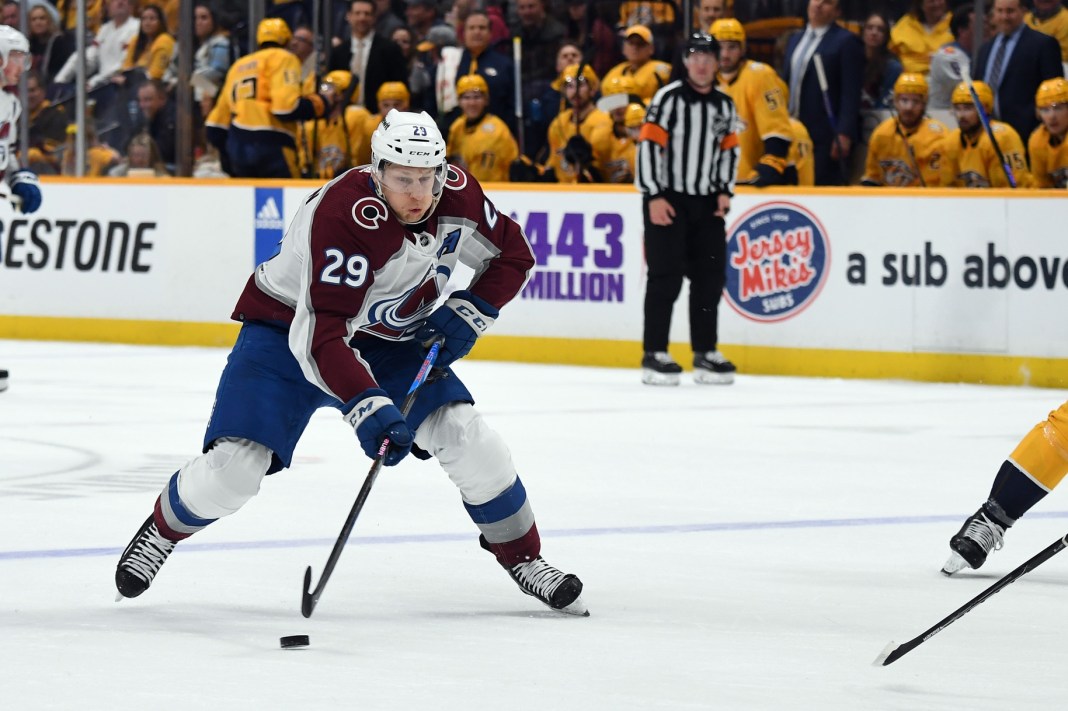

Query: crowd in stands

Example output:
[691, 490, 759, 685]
[10, 0, 1068, 187]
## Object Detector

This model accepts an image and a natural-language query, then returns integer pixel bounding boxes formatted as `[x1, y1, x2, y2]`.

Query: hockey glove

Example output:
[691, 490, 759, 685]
[10, 170, 41, 213]
[413, 290, 499, 368]
[343, 388, 414, 466]
[752, 156, 787, 187]
[563, 134, 594, 168]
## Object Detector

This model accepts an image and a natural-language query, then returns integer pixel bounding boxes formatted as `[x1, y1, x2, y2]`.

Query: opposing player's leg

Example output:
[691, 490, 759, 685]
[943, 401, 1068, 575]
[116, 323, 336, 598]
[415, 402, 588, 615]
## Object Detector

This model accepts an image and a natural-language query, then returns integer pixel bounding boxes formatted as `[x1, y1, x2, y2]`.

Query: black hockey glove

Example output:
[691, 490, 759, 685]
[343, 389, 414, 466]
[414, 290, 499, 367]
[563, 134, 594, 168]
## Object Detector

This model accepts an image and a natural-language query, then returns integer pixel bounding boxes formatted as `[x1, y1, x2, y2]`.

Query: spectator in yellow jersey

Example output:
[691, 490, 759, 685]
[206, 18, 332, 178]
[1028, 77, 1068, 188]
[601, 25, 672, 104]
[546, 63, 614, 183]
[942, 80, 1032, 187]
[61, 123, 120, 177]
[889, 0, 954, 74]
[710, 18, 791, 186]
[350, 81, 413, 166]
[446, 74, 518, 183]
[1026, 0, 1068, 66]
[26, 71, 66, 174]
[599, 90, 643, 183]
[786, 117, 815, 186]
[119, 4, 175, 83]
[862, 73, 948, 187]
[298, 71, 371, 180]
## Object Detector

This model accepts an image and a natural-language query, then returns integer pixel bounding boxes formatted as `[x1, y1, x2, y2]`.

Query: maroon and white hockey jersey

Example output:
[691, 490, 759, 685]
[232, 164, 534, 405]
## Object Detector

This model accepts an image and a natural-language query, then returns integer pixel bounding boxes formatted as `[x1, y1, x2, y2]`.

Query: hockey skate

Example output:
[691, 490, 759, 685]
[0, 368, 8, 392]
[115, 514, 178, 599]
[941, 506, 1009, 576]
[508, 556, 589, 616]
[641, 352, 682, 386]
[693, 351, 736, 385]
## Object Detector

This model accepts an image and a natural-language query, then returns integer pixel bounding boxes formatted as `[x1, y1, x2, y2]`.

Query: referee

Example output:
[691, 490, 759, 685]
[636, 32, 740, 387]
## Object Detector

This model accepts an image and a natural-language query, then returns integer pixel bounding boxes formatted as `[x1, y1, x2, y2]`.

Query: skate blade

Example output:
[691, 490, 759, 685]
[693, 370, 735, 385]
[114, 591, 124, 602]
[559, 594, 590, 617]
[641, 369, 680, 386]
[941, 551, 968, 577]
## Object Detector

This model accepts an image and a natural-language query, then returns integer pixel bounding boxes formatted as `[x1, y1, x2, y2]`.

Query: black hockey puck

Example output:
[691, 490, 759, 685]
[280, 635, 310, 649]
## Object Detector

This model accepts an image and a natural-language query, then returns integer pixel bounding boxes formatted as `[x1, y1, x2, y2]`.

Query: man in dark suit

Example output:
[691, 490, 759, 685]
[780, 0, 864, 185]
[328, 0, 408, 114]
[973, 0, 1062, 144]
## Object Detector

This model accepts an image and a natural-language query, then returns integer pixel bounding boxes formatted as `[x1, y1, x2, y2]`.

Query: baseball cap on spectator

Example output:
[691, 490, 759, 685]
[416, 25, 458, 52]
[624, 25, 653, 45]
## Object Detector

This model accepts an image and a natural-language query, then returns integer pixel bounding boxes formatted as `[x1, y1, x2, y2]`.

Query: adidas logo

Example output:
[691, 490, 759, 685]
[254, 197, 285, 230]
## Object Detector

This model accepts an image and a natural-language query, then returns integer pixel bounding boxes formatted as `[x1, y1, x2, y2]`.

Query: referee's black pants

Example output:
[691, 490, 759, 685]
[642, 192, 726, 355]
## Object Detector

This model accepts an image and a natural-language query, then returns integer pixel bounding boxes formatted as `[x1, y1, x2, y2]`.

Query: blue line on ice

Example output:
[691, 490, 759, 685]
[4, 511, 1068, 561]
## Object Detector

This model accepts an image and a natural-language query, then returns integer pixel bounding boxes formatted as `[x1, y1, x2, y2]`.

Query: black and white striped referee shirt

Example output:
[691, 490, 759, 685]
[636, 79, 740, 198]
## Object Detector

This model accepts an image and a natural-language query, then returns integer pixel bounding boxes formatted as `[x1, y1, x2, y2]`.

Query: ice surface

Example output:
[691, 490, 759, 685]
[2, 339, 1068, 710]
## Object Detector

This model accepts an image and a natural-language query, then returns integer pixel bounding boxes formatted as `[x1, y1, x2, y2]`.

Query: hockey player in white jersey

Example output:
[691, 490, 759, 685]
[114, 110, 588, 616]
[0, 26, 41, 214]
[0, 26, 43, 393]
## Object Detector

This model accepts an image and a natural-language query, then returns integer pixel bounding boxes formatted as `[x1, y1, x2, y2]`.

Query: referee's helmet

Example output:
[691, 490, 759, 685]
[685, 32, 720, 55]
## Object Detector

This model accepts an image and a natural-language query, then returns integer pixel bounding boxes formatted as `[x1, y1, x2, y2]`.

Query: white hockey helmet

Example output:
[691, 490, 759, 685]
[0, 25, 30, 72]
[370, 110, 448, 222]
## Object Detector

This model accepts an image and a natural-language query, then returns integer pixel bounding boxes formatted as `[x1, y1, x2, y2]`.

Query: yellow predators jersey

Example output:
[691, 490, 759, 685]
[787, 117, 814, 186]
[446, 113, 519, 184]
[546, 109, 615, 183]
[889, 12, 954, 74]
[1028, 126, 1068, 188]
[942, 121, 1032, 188]
[299, 106, 374, 180]
[863, 116, 948, 187]
[717, 60, 792, 183]
[1027, 7, 1068, 62]
[602, 132, 638, 184]
[602, 60, 673, 104]
[206, 47, 311, 144]
[619, 2, 675, 27]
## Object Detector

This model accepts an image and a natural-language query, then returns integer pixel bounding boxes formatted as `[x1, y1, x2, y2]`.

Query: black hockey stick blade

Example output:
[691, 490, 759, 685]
[873, 533, 1068, 666]
[300, 337, 445, 619]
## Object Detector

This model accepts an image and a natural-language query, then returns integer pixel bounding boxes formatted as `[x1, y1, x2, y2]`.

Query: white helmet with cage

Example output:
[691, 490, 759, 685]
[370, 110, 448, 222]
[0, 25, 29, 71]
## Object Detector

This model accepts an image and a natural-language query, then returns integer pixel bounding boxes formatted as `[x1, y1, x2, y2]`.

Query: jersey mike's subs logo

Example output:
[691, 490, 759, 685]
[724, 202, 830, 322]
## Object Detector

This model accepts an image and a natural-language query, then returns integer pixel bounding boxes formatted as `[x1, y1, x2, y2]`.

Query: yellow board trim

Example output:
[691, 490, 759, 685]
[3, 316, 1065, 388]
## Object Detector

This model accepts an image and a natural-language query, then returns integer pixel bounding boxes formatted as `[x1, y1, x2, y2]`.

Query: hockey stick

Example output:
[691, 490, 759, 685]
[513, 36, 525, 157]
[811, 53, 851, 184]
[892, 116, 927, 187]
[949, 60, 1017, 188]
[874, 532, 1068, 666]
[301, 336, 445, 618]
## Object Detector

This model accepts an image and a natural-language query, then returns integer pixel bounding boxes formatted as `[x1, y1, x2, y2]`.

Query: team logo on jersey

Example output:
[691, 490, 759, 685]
[445, 165, 468, 190]
[724, 201, 830, 322]
[352, 196, 389, 229]
[361, 265, 449, 339]
[254, 188, 285, 266]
